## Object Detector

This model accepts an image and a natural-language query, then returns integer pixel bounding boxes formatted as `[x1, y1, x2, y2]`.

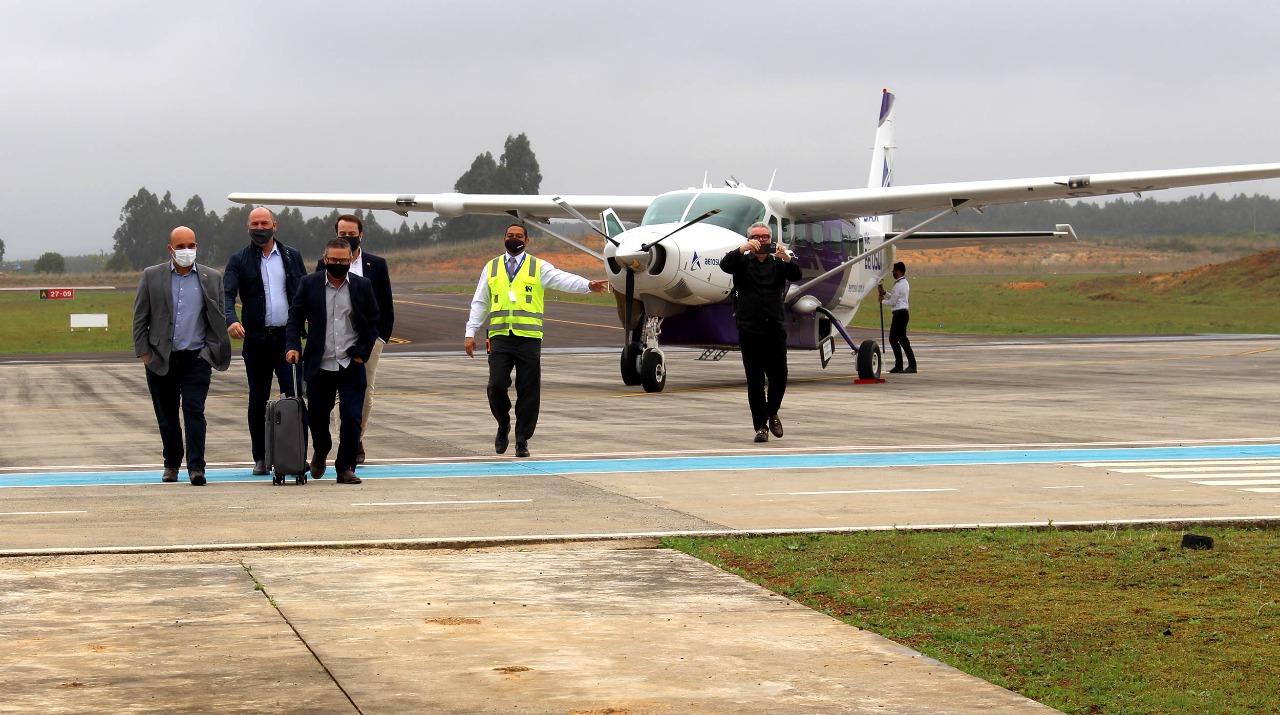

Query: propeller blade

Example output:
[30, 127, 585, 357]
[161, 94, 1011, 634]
[552, 196, 619, 246]
[641, 208, 721, 250]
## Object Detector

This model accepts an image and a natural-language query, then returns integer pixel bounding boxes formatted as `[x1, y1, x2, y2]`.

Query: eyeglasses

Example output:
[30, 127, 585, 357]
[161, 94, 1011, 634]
[749, 235, 771, 241]
[325, 260, 351, 266]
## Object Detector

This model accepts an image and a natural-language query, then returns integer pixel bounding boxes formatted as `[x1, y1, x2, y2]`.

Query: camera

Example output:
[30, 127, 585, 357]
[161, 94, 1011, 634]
[760, 242, 776, 254]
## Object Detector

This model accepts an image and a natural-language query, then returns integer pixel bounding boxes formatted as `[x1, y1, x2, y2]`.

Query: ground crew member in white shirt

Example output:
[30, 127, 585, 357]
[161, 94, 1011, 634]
[464, 222, 609, 458]
[878, 261, 917, 373]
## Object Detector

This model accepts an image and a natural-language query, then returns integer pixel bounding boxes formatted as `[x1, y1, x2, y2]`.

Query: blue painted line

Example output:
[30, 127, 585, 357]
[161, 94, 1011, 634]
[3, 444, 1280, 489]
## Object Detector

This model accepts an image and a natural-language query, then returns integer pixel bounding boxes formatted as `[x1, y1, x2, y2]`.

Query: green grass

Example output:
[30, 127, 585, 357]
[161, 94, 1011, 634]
[851, 271, 1280, 335]
[0, 290, 137, 354]
[666, 527, 1280, 715]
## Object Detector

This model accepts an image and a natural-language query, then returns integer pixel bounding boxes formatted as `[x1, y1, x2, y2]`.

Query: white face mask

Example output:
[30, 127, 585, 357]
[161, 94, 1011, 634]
[172, 248, 197, 267]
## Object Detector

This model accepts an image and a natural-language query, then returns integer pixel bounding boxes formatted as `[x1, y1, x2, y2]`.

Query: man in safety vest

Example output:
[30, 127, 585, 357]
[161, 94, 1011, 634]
[464, 222, 610, 457]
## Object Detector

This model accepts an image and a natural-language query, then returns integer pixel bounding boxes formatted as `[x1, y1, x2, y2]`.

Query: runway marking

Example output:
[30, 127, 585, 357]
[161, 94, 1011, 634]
[0, 510, 88, 516]
[1043, 485, 1085, 489]
[1078, 458, 1280, 493]
[759, 488, 957, 496]
[5, 443, 1280, 488]
[1244, 488, 1280, 493]
[352, 499, 532, 507]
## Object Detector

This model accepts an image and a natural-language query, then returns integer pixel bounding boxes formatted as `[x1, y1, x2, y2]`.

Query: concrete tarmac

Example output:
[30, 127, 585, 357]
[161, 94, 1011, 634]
[3, 306, 1278, 711]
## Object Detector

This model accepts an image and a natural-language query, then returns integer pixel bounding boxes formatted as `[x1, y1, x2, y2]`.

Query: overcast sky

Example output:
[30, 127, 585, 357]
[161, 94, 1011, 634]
[3, 0, 1279, 261]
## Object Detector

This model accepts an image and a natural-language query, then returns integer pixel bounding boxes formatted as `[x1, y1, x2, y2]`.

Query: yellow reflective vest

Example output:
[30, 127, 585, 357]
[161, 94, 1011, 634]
[486, 254, 545, 339]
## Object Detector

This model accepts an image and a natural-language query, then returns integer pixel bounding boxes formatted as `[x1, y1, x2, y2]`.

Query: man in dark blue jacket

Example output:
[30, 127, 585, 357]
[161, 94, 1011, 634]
[315, 214, 395, 464]
[287, 238, 380, 485]
[223, 206, 309, 475]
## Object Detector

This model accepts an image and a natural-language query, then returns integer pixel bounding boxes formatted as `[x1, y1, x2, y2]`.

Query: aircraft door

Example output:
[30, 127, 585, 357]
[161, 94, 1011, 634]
[600, 209, 626, 239]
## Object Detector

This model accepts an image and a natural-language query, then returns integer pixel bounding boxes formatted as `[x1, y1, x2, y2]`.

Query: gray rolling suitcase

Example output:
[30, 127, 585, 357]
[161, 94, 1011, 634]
[264, 364, 308, 485]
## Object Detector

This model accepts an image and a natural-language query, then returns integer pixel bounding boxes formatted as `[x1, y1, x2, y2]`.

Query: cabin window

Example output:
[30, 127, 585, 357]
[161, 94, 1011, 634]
[686, 193, 767, 234]
[640, 192, 696, 226]
[780, 218, 793, 243]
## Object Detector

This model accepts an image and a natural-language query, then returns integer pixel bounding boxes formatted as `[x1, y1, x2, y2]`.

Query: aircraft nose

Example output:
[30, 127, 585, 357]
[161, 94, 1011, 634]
[611, 226, 666, 273]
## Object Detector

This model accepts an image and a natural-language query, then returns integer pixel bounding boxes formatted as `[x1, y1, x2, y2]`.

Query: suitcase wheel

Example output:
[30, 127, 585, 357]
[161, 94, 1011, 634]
[272, 474, 284, 486]
[296, 474, 307, 485]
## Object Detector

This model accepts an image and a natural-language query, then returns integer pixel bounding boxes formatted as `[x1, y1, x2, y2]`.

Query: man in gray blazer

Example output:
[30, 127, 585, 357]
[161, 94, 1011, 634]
[133, 226, 232, 485]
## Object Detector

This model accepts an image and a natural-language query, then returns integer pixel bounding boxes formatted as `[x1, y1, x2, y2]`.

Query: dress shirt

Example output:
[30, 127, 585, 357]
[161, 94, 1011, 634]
[464, 253, 591, 338]
[170, 262, 207, 351]
[321, 277, 357, 371]
[882, 277, 910, 311]
[348, 249, 365, 278]
[260, 243, 288, 327]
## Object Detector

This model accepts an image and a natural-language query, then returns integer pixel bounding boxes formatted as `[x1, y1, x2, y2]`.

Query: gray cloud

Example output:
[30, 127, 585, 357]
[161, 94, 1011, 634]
[2, 0, 1278, 260]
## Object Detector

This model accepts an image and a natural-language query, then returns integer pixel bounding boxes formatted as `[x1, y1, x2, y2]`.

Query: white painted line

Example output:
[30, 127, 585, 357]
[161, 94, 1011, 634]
[758, 488, 958, 496]
[0, 510, 88, 516]
[1144, 472, 1280, 480]
[1042, 485, 1085, 489]
[1077, 460, 1280, 468]
[1108, 465, 1280, 474]
[1190, 480, 1280, 487]
[1242, 488, 1280, 493]
[351, 499, 533, 507]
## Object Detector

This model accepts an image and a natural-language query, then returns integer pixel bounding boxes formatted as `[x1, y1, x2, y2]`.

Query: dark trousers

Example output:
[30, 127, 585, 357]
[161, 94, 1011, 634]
[145, 351, 213, 471]
[307, 362, 367, 473]
[739, 330, 789, 431]
[889, 309, 916, 370]
[487, 334, 541, 442]
[243, 331, 299, 460]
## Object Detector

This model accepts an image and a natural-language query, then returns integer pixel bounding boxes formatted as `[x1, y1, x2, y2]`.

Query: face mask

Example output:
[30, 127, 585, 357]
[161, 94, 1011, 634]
[341, 235, 360, 253]
[249, 228, 274, 246]
[172, 248, 197, 267]
[504, 238, 525, 254]
[325, 263, 350, 280]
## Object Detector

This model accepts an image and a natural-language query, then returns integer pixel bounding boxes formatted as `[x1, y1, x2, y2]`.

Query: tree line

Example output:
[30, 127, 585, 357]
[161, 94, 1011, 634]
[105, 133, 542, 271]
[896, 193, 1280, 236]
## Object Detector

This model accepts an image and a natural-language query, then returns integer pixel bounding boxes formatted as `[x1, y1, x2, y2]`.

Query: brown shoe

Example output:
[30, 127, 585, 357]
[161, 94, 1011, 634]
[769, 414, 784, 438]
[754, 429, 769, 443]
[356, 441, 365, 465]
[189, 470, 206, 486]
[310, 452, 327, 479]
[162, 467, 179, 483]
[336, 470, 362, 485]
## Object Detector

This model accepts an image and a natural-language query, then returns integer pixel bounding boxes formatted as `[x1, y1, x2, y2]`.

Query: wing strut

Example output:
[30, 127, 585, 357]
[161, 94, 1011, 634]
[786, 203, 965, 302]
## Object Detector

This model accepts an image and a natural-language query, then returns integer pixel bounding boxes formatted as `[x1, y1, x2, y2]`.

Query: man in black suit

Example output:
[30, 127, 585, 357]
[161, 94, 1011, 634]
[133, 226, 233, 485]
[223, 206, 308, 475]
[314, 213, 395, 465]
[286, 238, 380, 485]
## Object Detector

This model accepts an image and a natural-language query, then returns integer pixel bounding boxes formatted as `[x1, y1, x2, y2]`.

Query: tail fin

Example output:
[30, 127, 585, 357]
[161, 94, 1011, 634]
[866, 89, 896, 231]
[867, 89, 896, 189]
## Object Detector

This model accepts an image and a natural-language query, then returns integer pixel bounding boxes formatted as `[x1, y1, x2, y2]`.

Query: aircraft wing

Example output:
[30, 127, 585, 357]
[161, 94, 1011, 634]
[226, 192, 655, 222]
[771, 163, 1280, 221]
[891, 224, 1078, 249]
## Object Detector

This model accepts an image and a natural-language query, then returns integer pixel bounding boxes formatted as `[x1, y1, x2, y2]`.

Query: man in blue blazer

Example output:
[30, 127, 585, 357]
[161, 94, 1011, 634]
[286, 238, 380, 484]
[133, 226, 232, 486]
[223, 207, 308, 475]
[315, 213, 395, 465]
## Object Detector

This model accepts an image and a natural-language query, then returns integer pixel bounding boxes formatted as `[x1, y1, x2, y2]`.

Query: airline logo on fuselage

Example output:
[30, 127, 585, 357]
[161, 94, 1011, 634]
[691, 251, 718, 270]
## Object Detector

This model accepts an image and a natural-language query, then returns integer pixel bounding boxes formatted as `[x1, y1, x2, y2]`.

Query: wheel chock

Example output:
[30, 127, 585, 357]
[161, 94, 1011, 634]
[853, 378, 887, 385]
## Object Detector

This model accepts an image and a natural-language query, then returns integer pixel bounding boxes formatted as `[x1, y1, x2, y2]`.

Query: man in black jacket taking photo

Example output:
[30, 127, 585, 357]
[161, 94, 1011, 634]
[719, 222, 802, 443]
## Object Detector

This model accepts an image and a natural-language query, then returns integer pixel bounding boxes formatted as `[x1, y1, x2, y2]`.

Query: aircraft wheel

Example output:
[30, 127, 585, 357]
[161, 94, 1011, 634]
[856, 340, 882, 380]
[640, 350, 667, 393]
[621, 343, 643, 385]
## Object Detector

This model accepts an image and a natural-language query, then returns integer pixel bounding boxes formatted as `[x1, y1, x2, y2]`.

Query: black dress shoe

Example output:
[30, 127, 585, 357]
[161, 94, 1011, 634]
[162, 467, 179, 483]
[888, 367, 904, 373]
[754, 429, 769, 443]
[904, 367, 917, 373]
[515, 441, 530, 458]
[336, 470, 362, 484]
[356, 441, 365, 465]
[310, 453, 327, 479]
[189, 471, 206, 486]
[495, 427, 510, 454]
[769, 415, 784, 438]
[252, 460, 268, 476]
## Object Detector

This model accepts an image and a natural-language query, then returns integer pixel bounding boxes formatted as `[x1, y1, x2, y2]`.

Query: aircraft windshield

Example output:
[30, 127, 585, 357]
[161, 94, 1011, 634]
[640, 192, 766, 234]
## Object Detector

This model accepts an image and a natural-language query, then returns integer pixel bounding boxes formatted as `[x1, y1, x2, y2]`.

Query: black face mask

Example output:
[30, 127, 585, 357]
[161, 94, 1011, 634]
[342, 235, 360, 254]
[504, 238, 526, 255]
[325, 263, 350, 280]
[249, 228, 274, 246]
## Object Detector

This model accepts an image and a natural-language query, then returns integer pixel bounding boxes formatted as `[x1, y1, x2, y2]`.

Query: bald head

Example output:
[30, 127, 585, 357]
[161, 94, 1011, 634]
[248, 207, 276, 228]
[169, 226, 196, 248]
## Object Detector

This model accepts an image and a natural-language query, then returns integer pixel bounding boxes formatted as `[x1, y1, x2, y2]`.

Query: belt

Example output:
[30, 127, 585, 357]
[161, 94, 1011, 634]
[264, 326, 287, 335]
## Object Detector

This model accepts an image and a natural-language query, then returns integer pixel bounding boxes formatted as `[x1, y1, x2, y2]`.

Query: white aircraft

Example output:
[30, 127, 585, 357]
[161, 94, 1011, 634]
[230, 90, 1280, 392]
